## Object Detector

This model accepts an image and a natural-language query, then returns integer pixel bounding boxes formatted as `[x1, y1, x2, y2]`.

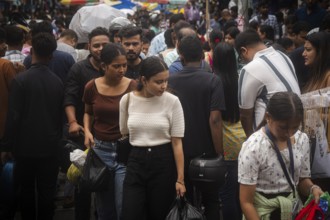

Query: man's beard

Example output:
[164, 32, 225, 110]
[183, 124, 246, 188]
[91, 53, 101, 62]
[127, 53, 138, 61]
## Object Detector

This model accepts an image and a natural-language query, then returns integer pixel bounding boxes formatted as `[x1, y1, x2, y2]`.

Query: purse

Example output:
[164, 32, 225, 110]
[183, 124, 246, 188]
[188, 153, 227, 189]
[117, 93, 133, 165]
[79, 148, 112, 192]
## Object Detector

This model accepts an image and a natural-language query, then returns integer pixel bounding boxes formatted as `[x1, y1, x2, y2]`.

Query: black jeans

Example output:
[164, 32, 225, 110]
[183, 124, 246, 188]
[121, 143, 176, 220]
[14, 156, 59, 220]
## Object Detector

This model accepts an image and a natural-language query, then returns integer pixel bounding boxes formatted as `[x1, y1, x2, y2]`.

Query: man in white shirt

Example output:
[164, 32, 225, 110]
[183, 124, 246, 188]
[57, 29, 78, 62]
[147, 13, 185, 57]
[236, 29, 300, 137]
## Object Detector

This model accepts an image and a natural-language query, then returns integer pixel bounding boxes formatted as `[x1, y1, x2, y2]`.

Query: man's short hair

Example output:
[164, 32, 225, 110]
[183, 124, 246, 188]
[32, 32, 57, 57]
[60, 29, 78, 41]
[88, 27, 110, 42]
[173, 20, 192, 37]
[178, 35, 203, 62]
[235, 29, 262, 52]
[31, 21, 53, 37]
[291, 21, 311, 35]
[169, 13, 185, 27]
[257, 0, 269, 9]
[177, 27, 196, 44]
[320, 12, 330, 31]
[4, 25, 25, 46]
[118, 26, 143, 39]
[259, 25, 275, 41]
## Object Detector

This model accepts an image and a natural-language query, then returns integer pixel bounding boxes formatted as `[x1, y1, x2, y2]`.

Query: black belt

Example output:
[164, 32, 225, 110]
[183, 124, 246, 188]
[258, 191, 291, 199]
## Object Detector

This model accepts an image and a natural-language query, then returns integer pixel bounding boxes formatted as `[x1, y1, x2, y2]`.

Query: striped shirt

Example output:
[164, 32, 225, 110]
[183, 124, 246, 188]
[238, 47, 301, 130]
[4, 50, 26, 63]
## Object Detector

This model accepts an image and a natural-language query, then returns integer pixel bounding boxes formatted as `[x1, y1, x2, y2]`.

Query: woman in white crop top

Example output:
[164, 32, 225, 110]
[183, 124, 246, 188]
[119, 56, 185, 220]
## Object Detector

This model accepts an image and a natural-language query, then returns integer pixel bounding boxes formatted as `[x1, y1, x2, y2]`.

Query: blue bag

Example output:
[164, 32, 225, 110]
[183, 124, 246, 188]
[0, 160, 14, 202]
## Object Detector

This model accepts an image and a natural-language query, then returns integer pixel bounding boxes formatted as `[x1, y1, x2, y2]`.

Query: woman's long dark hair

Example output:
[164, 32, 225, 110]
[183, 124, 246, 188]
[304, 32, 330, 91]
[213, 42, 239, 123]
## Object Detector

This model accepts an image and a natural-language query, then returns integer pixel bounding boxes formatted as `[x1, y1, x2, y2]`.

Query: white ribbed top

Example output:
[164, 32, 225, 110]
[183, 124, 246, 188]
[119, 91, 185, 147]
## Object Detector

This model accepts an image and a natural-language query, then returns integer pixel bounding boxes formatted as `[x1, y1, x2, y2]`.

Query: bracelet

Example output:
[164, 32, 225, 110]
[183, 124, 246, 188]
[309, 185, 321, 195]
[176, 181, 185, 186]
[68, 120, 77, 125]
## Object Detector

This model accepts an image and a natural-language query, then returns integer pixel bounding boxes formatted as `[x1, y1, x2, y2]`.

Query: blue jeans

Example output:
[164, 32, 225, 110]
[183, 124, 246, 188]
[93, 139, 126, 220]
[219, 160, 241, 220]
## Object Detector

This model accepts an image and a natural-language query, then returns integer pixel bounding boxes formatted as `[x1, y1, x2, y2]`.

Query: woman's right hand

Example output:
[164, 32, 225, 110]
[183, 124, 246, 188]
[176, 182, 186, 197]
[84, 132, 95, 148]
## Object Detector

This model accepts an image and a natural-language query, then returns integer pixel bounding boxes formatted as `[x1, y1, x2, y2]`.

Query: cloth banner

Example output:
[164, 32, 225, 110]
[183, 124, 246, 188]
[300, 87, 330, 178]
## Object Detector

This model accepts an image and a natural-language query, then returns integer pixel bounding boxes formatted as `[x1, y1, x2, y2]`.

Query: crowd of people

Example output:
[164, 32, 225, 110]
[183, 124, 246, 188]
[0, 0, 330, 219]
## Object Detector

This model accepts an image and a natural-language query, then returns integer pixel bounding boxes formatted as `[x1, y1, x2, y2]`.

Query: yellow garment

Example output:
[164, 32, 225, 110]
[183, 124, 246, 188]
[67, 163, 81, 184]
[223, 121, 246, 160]
[67, 149, 89, 184]
[242, 192, 294, 220]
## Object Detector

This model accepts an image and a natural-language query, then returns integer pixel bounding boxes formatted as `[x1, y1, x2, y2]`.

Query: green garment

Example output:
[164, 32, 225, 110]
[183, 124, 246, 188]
[243, 192, 295, 220]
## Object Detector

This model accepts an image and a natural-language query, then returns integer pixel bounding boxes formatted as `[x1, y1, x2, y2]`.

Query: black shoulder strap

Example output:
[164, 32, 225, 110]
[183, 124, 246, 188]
[265, 125, 296, 198]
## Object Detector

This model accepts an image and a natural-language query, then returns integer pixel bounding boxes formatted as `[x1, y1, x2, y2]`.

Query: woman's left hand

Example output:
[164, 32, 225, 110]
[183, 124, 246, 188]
[311, 186, 324, 204]
[176, 182, 186, 197]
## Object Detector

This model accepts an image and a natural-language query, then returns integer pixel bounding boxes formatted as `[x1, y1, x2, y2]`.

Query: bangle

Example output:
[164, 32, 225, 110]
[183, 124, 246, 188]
[309, 185, 321, 195]
[176, 181, 185, 186]
[68, 120, 77, 125]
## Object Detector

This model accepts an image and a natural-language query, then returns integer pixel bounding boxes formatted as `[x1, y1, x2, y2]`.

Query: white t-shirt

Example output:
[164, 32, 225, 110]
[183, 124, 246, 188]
[119, 91, 184, 147]
[238, 47, 301, 130]
[238, 129, 310, 194]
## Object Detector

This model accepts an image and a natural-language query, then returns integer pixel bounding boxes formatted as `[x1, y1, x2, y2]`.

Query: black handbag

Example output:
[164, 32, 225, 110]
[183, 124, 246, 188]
[189, 153, 227, 190]
[79, 148, 112, 192]
[117, 136, 132, 165]
[117, 93, 132, 165]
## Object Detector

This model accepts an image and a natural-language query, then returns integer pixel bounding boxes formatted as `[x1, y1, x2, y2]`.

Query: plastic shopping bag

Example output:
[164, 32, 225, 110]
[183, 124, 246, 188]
[70, 148, 88, 169]
[166, 196, 205, 220]
[295, 199, 324, 220]
[67, 149, 89, 184]
[79, 148, 112, 192]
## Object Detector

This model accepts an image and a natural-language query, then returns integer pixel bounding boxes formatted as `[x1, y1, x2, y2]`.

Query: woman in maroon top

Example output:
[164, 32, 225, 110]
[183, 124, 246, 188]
[83, 43, 137, 220]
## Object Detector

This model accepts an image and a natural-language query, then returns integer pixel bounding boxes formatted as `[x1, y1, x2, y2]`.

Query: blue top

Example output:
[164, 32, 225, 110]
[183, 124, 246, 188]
[24, 50, 75, 83]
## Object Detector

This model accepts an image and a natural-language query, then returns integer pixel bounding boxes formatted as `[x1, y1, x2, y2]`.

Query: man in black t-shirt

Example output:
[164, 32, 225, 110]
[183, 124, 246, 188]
[119, 26, 143, 80]
[2, 32, 64, 220]
[169, 35, 225, 220]
[64, 27, 111, 220]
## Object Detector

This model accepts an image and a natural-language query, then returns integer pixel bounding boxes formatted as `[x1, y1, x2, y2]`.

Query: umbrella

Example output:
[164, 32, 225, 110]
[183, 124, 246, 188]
[60, 0, 99, 5]
[69, 4, 126, 43]
[103, 0, 137, 9]
[120, 8, 136, 16]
